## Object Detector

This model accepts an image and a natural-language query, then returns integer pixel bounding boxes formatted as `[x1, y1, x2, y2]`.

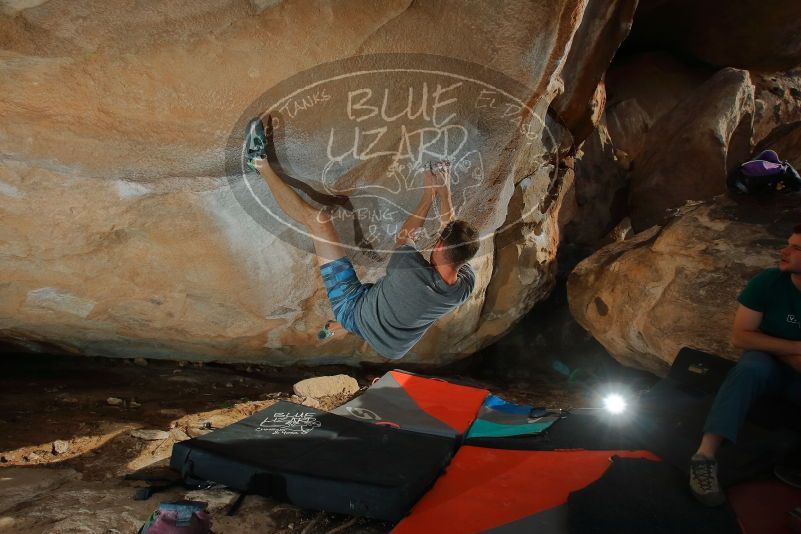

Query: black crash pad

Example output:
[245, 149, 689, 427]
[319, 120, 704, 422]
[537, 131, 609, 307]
[170, 401, 454, 521]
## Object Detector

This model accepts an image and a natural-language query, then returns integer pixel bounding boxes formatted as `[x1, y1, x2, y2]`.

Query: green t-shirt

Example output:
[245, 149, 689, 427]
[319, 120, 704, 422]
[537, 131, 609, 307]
[737, 268, 801, 341]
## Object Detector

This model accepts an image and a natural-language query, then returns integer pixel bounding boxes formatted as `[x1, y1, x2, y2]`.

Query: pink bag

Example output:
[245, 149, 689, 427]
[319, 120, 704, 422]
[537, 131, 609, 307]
[139, 501, 212, 534]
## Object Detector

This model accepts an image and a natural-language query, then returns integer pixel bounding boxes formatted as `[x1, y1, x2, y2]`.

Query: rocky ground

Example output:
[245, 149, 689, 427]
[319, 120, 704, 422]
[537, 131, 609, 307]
[0, 352, 599, 534]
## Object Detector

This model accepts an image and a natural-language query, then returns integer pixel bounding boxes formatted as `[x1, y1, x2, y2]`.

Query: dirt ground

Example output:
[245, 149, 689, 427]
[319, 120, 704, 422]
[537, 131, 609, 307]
[0, 353, 592, 533]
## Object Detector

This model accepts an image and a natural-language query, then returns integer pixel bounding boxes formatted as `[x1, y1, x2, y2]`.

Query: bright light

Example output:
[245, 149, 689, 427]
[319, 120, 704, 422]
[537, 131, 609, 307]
[603, 393, 627, 414]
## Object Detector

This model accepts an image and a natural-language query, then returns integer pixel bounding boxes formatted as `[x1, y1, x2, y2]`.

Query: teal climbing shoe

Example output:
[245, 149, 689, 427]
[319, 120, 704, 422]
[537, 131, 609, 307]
[245, 116, 267, 171]
[318, 320, 337, 340]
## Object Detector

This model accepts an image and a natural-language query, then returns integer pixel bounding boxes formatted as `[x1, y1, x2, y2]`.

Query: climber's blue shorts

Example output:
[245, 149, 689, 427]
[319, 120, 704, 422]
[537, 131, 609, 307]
[320, 256, 371, 337]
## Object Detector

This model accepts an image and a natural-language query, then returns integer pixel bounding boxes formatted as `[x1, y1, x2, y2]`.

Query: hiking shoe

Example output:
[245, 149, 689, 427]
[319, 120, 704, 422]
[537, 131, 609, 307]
[689, 454, 726, 506]
[775, 464, 801, 489]
[244, 116, 267, 171]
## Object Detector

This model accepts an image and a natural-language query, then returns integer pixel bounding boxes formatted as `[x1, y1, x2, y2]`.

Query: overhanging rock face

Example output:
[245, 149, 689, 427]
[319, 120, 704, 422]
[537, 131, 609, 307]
[0, 1, 635, 364]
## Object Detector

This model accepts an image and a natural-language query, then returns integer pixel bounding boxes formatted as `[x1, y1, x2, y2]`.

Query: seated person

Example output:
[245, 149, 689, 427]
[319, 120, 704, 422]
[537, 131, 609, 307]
[689, 224, 801, 506]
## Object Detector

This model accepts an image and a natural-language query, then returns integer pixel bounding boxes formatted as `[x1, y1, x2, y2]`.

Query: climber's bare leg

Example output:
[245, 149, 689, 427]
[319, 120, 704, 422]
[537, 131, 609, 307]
[252, 157, 346, 265]
[304, 210, 348, 266]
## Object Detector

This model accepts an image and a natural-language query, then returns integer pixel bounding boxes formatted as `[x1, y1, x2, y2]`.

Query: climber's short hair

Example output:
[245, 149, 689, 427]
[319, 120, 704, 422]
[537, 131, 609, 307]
[439, 220, 479, 265]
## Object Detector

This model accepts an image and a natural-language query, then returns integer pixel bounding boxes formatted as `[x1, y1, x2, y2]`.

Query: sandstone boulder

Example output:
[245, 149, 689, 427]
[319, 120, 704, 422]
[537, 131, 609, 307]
[568, 193, 801, 374]
[605, 99, 650, 165]
[563, 117, 628, 247]
[471, 160, 576, 348]
[628, 68, 754, 232]
[553, 0, 638, 144]
[0, 0, 595, 365]
[754, 121, 801, 168]
[292, 374, 359, 399]
[605, 52, 713, 162]
[752, 69, 801, 145]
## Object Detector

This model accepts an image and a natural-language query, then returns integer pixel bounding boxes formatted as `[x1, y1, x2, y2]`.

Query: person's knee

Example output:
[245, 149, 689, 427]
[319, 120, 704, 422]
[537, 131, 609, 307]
[301, 206, 331, 230]
[308, 215, 339, 241]
[732, 350, 779, 382]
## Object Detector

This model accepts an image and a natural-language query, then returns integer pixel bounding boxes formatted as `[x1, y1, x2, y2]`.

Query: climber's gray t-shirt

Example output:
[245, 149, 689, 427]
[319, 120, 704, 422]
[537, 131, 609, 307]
[353, 244, 475, 360]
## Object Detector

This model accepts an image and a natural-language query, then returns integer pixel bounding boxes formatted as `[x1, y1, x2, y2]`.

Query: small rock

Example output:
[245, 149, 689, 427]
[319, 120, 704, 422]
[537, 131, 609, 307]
[293, 375, 359, 399]
[300, 396, 321, 409]
[178, 360, 188, 367]
[25, 452, 41, 462]
[129, 400, 141, 408]
[289, 395, 321, 409]
[56, 394, 79, 405]
[106, 397, 124, 406]
[184, 488, 239, 513]
[225, 382, 233, 388]
[133, 358, 148, 367]
[130, 429, 170, 441]
[170, 428, 191, 442]
[52, 440, 70, 455]
[187, 427, 211, 438]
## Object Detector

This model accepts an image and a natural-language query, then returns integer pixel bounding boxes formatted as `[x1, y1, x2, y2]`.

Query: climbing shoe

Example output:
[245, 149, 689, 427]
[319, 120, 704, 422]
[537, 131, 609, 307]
[318, 320, 337, 340]
[689, 454, 725, 507]
[244, 116, 267, 171]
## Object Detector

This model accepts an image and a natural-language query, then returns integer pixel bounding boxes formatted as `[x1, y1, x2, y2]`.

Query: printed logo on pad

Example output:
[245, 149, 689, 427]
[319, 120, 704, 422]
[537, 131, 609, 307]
[256, 411, 322, 435]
